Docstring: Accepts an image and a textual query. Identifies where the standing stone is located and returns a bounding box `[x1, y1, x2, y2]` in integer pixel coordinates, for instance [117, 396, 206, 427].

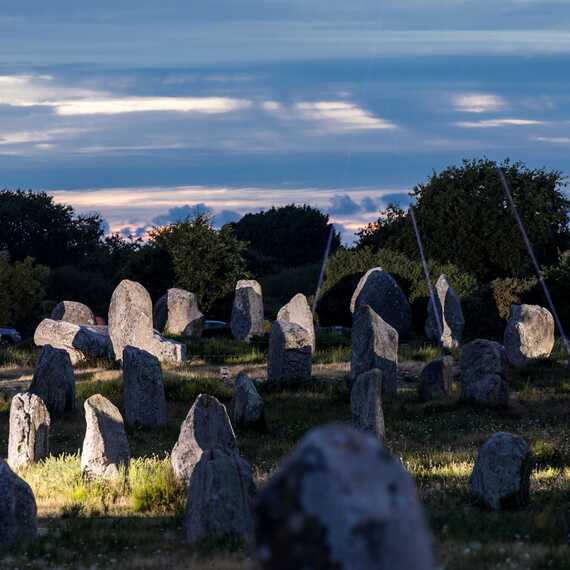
[350, 267, 412, 336]
[230, 372, 265, 430]
[255, 424, 434, 570]
[51, 301, 96, 326]
[0, 459, 37, 546]
[81, 394, 131, 479]
[459, 340, 510, 408]
[419, 356, 454, 402]
[267, 321, 312, 386]
[154, 288, 204, 338]
[8, 393, 50, 470]
[425, 274, 465, 349]
[171, 394, 237, 485]
[504, 304, 555, 368]
[34, 319, 113, 364]
[351, 369, 385, 439]
[470, 432, 532, 510]
[231, 280, 264, 342]
[351, 305, 398, 400]
[122, 347, 167, 429]
[185, 447, 255, 546]
[108, 280, 186, 364]
[277, 293, 315, 353]
[29, 346, 75, 415]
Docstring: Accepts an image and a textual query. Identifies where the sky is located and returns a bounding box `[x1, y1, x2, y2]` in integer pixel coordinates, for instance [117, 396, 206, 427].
[1, 1, 570, 241]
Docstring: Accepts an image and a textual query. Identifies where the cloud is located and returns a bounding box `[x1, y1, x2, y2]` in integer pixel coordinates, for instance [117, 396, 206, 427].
[360, 196, 380, 212]
[455, 118, 544, 128]
[151, 203, 242, 229]
[452, 93, 507, 113]
[328, 194, 361, 215]
[0, 128, 85, 145]
[536, 136, 570, 144]
[294, 101, 397, 132]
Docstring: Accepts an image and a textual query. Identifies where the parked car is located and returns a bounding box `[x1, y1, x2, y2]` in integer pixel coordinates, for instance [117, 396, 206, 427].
[0, 328, 22, 347]
[202, 320, 231, 338]
[203, 320, 228, 331]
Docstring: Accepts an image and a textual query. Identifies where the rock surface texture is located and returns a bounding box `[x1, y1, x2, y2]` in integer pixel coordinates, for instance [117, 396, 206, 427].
[351, 305, 398, 399]
[171, 394, 237, 485]
[504, 304, 555, 368]
[231, 280, 264, 341]
[154, 288, 204, 338]
[470, 432, 532, 510]
[350, 267, 412, 336]
[459, 339, 510, 408]
[277, 293, 315, 353]
[419, 356, 454, 401]
[81, 394, 131, 479]
[8, 393, 50, 470]
[267, 320, 312, 386]
[29, 345, 75, 414]
[51, 300, 96, 325]
[230, 373, 265, 429]
[122, 346, 167, 428]
[254, 424, 434, 570]
[424, 274, 465, 349]
[350, 369, 385, 439]
[0, 459, 37, 546]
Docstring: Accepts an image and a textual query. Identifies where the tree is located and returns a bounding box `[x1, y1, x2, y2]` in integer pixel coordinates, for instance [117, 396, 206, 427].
[229, 204, 340, 273]
[0, 253, 49, 330]
[356, 159, 570, 281]
[151, 214, 248, 313]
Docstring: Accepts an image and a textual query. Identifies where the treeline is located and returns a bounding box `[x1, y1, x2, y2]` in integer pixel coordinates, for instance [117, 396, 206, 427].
[1, 157, 569, 340]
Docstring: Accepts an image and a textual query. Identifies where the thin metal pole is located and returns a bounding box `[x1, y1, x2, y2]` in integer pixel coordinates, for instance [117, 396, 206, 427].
[312, 224, 336, 320]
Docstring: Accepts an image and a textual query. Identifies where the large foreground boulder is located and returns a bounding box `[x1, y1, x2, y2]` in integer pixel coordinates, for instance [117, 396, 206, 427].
[122, 347, 167, 429]
[350, 267, 412, 336]
[231, 280, 264, 342]
[504, 304, 555, 368]
[29, 346, 75, 415]
[267, 320, 312, 386]
[230, 372, 265, 430]
[0, 460, 37, 546]
[171, 394, 237, 485]
[470, 432, 532, 510]
[81, 394, 131, 479]
[350, 369, 385, 439]
[277, 293, 315, 353]
[185, 447, 255, 546]
[34, 319, 113, 364]
[51, 300, 95, 326]
[351, 305, 398, 400]
[154, 288, 204, 338]
[459, 340, 510, 408]
[8, 393, 50, 470]
[419, 356, 454, 402]
[108, 280, 186, 364]
[255, 424, 434, 570]
[425, 274, 465, 349]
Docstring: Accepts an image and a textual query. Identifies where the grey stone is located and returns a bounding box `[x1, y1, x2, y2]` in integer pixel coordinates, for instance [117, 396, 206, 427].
[50, 301, 95, 326]
[108, 280, 186, 364]
[122, 346, 167, 429]
[230, 372, 265, 429]
[8, 393, 50, 470]
[504, 304, 555, 368]
[171, 394, 237, 485]
[185, 447, 255, 546]
[351, 305, 398, 400]
[154, 288, 204, 338]
[34, 319, 113, 364]
[81, 394, 131, 479]
[231, 280, 264, 342]
[470, 432, 532, 510]
[350, 267, 412, 336]
[459, 340, 510, 408]
[425, 274, 465, 349]
[277, 293, 315, 353]
[351, 369, 385, 439]
[254, 424, 434, 570]
[419, 356, 454, 402]
[0, 459, 37, 546]
[267, 320, 312, 386]
[29, 345, 75, 415]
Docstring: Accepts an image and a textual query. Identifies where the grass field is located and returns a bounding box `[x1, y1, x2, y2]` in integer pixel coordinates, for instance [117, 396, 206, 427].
[0, 336, 569, 569]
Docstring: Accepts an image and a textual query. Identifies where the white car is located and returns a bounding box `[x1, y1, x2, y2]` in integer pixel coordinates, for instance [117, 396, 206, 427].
[0, 328, 22, 347]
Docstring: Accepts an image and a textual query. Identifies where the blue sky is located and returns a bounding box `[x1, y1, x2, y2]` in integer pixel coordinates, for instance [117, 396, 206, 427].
[1, 1, 569, 240]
